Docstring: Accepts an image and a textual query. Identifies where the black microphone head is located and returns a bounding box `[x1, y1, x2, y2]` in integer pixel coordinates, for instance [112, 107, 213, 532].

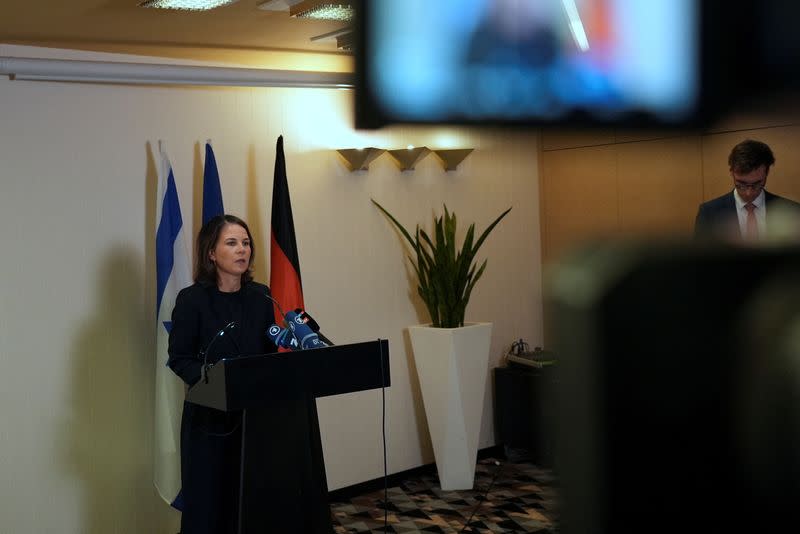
[297, 310, 321, 332]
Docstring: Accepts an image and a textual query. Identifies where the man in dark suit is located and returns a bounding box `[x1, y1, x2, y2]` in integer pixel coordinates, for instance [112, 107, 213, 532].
[695, 139, 800, 240]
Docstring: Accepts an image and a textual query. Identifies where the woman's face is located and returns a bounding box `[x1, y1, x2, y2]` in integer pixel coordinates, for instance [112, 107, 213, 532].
[209, 223, 251, 280]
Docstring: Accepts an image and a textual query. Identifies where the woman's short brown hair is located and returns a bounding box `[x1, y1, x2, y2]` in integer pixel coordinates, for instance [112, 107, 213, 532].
[194, 214, 255, 287]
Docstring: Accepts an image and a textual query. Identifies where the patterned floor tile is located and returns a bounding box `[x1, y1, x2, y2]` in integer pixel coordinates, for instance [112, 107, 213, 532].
[330, 459, 559, 533]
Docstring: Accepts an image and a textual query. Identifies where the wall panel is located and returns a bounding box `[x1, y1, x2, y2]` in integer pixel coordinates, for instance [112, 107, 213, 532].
[617, 136, 703, 235]
[542, 145, 618, 260]
[541, 117, 800, 264]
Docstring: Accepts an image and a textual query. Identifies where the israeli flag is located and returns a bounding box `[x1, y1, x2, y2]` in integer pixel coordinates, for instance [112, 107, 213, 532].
[154, 141, 192, 509]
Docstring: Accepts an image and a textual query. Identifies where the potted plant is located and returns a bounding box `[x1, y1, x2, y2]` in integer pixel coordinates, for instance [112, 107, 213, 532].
[372, 199, 511, 489]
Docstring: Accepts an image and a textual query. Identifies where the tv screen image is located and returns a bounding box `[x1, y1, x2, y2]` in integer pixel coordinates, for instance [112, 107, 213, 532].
[357, 0, 700, 128]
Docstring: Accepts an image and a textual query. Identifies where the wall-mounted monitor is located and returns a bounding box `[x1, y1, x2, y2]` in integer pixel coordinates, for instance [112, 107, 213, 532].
[356, 0, 710, 129]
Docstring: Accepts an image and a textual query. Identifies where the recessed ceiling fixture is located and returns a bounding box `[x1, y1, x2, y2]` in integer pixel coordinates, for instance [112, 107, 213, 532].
[335, 31, 353, 51]
[138, 0, 240, 11]
[309, 27, 354, 51]
[256, 0, 303, 11]
[290, 1, 354, 22]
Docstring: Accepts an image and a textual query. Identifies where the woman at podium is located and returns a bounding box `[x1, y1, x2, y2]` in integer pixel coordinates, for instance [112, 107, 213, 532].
[167, 214, 279, 534]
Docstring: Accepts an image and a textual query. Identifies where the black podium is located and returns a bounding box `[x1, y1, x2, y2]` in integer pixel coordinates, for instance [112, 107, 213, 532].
[186, 339, 390, 534]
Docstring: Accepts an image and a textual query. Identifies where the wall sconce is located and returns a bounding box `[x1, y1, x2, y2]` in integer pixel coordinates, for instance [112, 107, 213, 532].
[336, 147, 473, 172]
[337, 147, 385, 171]
[432, 149, 473, 171]
[387, 146, 431, 171]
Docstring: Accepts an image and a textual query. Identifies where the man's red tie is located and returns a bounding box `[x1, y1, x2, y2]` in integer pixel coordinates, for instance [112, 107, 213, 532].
[745, 202, 758, 239]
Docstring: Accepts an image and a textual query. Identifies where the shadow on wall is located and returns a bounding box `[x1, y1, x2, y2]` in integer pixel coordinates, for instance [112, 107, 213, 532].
[59, 247, 178, 533]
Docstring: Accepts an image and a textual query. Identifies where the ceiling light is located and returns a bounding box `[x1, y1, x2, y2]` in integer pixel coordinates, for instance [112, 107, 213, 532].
[138, 0, 240, 11]
[310, 27, 352, 42]
[561, 0, 590, 51]
[309, 27, 354, 51]
[256, 0, 303, 11]
[336, 31, 353, 51]
[290, 1, 354, 22]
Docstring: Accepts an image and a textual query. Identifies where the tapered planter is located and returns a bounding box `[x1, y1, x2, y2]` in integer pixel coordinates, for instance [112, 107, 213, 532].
[409, 322, 493, 490]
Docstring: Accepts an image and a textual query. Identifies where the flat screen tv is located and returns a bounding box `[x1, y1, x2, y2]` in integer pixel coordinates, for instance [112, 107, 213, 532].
[355, 0, 797, 129]
[356, 0, 704, 128]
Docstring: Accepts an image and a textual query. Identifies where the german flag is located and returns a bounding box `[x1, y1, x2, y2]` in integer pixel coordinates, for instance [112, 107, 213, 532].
[269, 135, 305, 332]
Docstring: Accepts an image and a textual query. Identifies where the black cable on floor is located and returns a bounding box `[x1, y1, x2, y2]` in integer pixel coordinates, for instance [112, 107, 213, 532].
[459, 460, 505, 533]
[379, 339, 388, 532]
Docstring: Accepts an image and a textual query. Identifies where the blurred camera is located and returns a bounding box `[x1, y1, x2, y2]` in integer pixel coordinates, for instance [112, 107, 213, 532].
[546, 240, 800, 533]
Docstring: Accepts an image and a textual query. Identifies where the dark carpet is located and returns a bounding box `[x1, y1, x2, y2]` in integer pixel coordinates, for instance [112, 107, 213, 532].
[329, 458, 559, 533]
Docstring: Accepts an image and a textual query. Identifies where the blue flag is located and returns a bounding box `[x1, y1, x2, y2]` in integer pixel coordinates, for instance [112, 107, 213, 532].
[154, 141, 192, 509]
[202, 140, 224, 224]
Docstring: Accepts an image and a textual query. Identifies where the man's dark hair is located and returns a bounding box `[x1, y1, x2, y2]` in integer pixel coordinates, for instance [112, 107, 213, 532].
[195, 214, 255, 287]
[728, 139, 775, 174]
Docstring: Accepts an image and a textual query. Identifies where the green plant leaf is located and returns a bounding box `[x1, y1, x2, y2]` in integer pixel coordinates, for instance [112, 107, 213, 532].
[372, 199, 511, 328]
[472, 207, 512, 255]
[371, 199, 417, 249]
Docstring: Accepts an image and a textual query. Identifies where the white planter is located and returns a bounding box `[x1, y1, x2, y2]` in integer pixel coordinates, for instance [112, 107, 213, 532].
[409, 322, 493, 490]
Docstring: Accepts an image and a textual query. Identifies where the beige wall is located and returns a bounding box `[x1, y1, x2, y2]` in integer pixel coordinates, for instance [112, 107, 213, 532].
[0, 46, 543, 534]
[540, 113, 800, 263]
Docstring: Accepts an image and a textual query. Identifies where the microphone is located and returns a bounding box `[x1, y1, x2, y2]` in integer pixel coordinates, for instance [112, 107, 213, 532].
[293, 309, 334, 346]
[248, 285, 333, 349]
[199, 321, 238, 383]
[267, 323, 300, 350]
[266, 310, 329, 350]
[286, 309, 328, 350]
[247, 285, 288, 322]
[285, 309, 328, 349]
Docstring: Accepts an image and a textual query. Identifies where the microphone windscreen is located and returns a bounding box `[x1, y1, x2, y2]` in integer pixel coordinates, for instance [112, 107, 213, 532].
[286, 311, 327, 349]
[267, 324, 297, 349]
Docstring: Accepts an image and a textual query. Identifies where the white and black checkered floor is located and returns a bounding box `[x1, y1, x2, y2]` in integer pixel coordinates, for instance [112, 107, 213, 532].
[329, 458, 559, 533]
